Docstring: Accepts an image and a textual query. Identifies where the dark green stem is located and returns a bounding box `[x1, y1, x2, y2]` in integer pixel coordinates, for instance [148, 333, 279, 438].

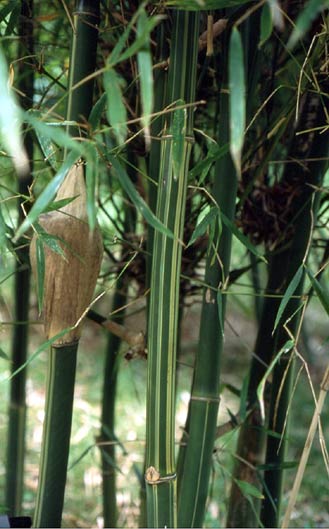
[6, 0, 34, 515]
[34, 344, 78, 527]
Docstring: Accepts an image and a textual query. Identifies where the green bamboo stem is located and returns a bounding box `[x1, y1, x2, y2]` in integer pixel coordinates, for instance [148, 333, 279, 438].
[33, 2, 100, 526]
[6, 0, 34, 515]
[177, 89, 237, 527]
[66, 0, 100, 140]
[145, 11, 199, 528]
[33, 344, 78, 527]
[100, 286, 126, 529]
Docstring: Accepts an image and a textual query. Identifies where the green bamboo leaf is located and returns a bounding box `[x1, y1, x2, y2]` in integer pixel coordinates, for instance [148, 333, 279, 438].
[239, 374, 249, 421]
[188, 206, 219, 247]
[38, 230, 66, 259]
[104, 69, 127, 146]
[89, 93, 107, 130]
[0, 44, 29, 175]
[0, 1, 18, 25]
[273, 266, 303, 332]
[306, 267, 329, 316]
[235, 479, 264, 500]
[35, 127, 59, 171]
[14, 150, 79, 241]
[259, 3, 273, 47]
[44, 196, 77, 213]
[26, 112, 84, 155]
[220, 211, 266, 263]
[117, 16, 164, 65]
[266, 0, 284, 30]
[229, 27, 245, 176]
[8, 327, 75, 380]
[164, 0, 252, 8]
[137, 9, 154, 134]
[257, 339, 295, 422]
[189, 142, 229, 182]
[110, 155, 174, 240]
[4, 2, 19, 35]
[108, 5, 162, 66]
[35, 237, 45, 313]
[217, 289, 224, 337]
[257, 461, 298, 471]
[288, 0, 327, 50]
[171, 102, 187, 180]
[0, 347, 9, 360]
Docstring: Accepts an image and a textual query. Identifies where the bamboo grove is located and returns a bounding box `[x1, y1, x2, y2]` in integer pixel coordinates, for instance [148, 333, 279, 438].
[0, 1, 329, 528]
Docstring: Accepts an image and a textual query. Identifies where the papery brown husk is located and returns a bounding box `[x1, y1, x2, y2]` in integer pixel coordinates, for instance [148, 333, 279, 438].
[30, 163, 103, 346]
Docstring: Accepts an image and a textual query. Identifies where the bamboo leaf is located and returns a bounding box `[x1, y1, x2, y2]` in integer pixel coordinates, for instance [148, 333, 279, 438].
[0, 1, 19, 25]
[220, 211, 266, 262]
[273, 266, 303, 332]
[137, 9, 154, 134]
[35, 127, 59, 171]
[171, 102, 187, 180]
[0, 347, 9, 360]
[26, 112, 84, 155]
[189, 142, 229, 182]
[104, 69, 127, 146]
[117, 16, 164, 65]
[4, 2, 20, 35]
[110, 155, 175, 239]
[44, 197, 78, 213]
[188, 206, 219, 247]
[35, 237, 45, 313]
[229, 27, 245, 176]
[266, 0, 284, 30]
[288, 0, 327, 50]
[0, 44, 29, 175]
[259, 3, 273, 47]
[235, 479, 264, 500]
[14, 151, 79, 241]
[257, 339, 295, 422]
[89, 93, 107, 130]
[37, 230, 66, 259]
[306, 267, 329, 316]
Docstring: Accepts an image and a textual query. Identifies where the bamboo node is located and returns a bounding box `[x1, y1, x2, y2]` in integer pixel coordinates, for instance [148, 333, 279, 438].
[144, 467, 176, 485]
[191, 395, 220, 403]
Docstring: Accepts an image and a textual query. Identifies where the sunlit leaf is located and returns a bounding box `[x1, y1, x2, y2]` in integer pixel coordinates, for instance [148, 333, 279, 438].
[288, 0, 327, 50]
[266, 0, 284, 30]
[0, 347, 9, 361]
[273, 266, 303, 332]
[14, 151, 79, 241]
[188, 206, 219, 247]
[0, 45, 29, 175]
[36, 237, 45, 313]
[229, 27, 246, 176]
[137, 8, 154, 135]
[235, 479, 264, 500]
[104, 69, 127, 146]
[109, 154, 174, 240]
